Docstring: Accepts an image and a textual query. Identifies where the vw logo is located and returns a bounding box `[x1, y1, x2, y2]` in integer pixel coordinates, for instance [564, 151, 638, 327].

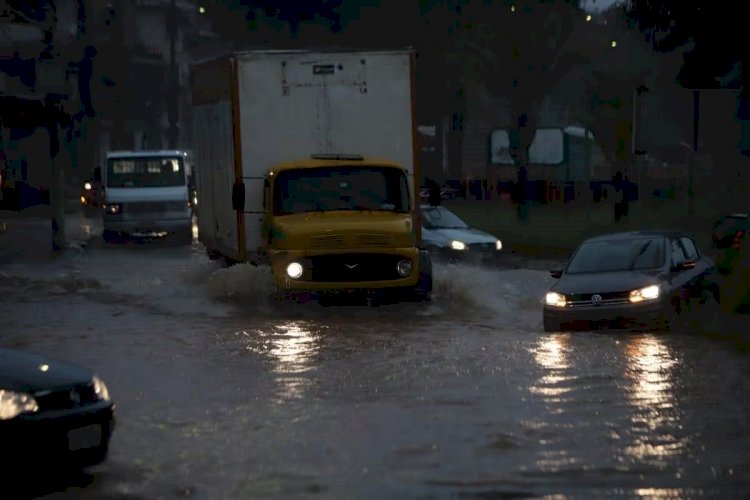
[591, 294, 603, 306]
[344, 263, 358, 270]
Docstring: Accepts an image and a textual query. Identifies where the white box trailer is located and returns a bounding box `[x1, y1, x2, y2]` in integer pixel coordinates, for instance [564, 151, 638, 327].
[190, 48, 431, 300]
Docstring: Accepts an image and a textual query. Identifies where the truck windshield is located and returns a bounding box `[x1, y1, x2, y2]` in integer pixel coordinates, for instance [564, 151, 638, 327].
[106, 157, 186, 188]
[274, 166, 411, 215]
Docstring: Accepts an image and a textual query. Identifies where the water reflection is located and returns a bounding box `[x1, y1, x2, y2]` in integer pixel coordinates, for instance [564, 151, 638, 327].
[530, 333, 575, 400]
[239, 321, 321, 403]
[622, 335, 690, 466]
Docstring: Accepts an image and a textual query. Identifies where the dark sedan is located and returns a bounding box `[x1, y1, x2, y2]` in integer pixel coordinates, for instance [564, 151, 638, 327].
[0, 348, 115, 478]
[543, 230, 719, 332]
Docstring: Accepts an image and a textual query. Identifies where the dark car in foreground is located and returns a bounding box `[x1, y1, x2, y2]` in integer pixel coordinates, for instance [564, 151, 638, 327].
[0, 348, 115, 478]
[543, 230, 718, 332]
[420, 205, 503, 265]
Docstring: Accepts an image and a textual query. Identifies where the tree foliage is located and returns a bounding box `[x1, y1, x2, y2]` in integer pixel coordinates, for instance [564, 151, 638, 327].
[620, 0, 745, 89]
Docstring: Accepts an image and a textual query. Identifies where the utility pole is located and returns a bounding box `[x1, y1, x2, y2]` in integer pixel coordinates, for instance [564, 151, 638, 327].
[166, 0, 179, 148]
[47, 96, 66, 252]
[689, 90, 699, 215]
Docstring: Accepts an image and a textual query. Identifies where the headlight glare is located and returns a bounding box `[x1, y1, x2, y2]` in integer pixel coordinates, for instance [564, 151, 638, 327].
[495, 240, 503, 251]
[0, 390, 39, 420]
[450, 240, 466, 251]
[286, 262, 304, 279]
[545, 292, 566, 307]
[92, 375, 111, 402]
[84, 182, 92, 190]
[630, 284, 660, 303]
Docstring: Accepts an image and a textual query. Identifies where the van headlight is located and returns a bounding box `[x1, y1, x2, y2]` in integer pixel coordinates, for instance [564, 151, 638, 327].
[286, 262, 304, 279]
[103, 203, 121, 215]
[629, 284, 660, 303]
[545, 292, 567, 307]
[450, 240, 466, 251]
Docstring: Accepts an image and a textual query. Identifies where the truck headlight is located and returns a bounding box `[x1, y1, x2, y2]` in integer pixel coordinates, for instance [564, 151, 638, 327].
[545, 292, 567, 307]
[286, 262, 304, 279]
[0, 390, 39, 420]
[450, 240, 466, 251]
[629, 284, 660, 303]
[396, 260, 413, 276]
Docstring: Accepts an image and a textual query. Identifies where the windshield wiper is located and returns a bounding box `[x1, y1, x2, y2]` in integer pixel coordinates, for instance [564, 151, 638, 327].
[628, 240, 653, 270]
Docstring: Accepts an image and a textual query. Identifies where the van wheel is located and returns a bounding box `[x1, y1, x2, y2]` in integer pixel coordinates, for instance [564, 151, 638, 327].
[206, 249, 222, 261]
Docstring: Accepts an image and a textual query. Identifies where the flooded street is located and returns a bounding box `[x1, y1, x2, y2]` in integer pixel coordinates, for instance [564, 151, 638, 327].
[1, 215, 750, 499]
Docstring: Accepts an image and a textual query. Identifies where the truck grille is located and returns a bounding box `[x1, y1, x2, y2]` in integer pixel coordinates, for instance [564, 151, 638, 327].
[309, 234, 395, 249]
[309, 253, 406, 282]
[34, 383, 99, 411]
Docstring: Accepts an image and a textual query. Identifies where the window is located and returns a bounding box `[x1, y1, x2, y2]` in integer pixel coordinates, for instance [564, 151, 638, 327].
[670, 238, 687, 265]
[680, 237, 699, 260]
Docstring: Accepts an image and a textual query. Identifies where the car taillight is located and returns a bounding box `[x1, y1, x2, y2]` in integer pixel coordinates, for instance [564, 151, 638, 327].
[732, 230, 745, 249]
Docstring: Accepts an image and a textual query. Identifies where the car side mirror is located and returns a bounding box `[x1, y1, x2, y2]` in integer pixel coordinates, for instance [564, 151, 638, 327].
[550, 268, 563, 279]
[672, 259, 697, 272]
[232, 180, 245, 211]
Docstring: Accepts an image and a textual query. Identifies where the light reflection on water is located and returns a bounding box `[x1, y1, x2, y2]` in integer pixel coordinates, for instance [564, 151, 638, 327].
[530, 333, 575, 400]
[622, 335, 690, 467]
[238, 321, 321, 403]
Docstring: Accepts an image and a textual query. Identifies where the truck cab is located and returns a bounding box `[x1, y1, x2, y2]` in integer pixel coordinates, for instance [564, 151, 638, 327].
[256, 154, 431, 300]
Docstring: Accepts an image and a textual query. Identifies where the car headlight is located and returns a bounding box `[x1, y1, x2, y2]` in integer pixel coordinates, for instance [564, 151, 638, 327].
[286, 262, 304, 279]
[545, 292, 567, 307]
[495, 240, 503, 251]
[629, 284, 660, 303]
[92, 375, 111, 402]
[0, 390, 39, 420]
[103, 203, 121, 215]
[450, 240, 467, 251]
[84, 182, 92, 190]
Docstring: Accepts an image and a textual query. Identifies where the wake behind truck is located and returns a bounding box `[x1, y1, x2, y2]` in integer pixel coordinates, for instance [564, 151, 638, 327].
[189, 49, 432, 302]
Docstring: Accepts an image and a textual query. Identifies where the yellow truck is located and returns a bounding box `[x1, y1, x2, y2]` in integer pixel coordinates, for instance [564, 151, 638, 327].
[190, 49, 432, 302]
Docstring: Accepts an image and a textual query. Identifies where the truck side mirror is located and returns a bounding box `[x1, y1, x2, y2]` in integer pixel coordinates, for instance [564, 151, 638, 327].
[232, 180, 245, 211]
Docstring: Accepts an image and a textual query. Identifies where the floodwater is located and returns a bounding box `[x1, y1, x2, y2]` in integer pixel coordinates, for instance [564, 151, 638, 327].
[1, 213, 749, 499]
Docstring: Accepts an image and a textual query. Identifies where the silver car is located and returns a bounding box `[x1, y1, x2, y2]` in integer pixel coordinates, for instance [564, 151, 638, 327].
[420, 205, 503, 264]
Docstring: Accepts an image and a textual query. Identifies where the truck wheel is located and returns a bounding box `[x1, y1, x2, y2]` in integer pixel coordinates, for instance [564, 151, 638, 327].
[415, 250, 433, 302]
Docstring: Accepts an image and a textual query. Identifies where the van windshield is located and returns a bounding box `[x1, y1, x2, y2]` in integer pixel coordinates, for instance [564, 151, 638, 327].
[106, 157, 186, 188]
[273, 166, 410, 215]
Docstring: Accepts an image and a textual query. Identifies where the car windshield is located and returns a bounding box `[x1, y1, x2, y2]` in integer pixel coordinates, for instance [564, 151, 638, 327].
[273, 166, 410, 215]
[566, 236, 666, 274]
[106, 157, 185, 188]
[421, 206, 468, 229]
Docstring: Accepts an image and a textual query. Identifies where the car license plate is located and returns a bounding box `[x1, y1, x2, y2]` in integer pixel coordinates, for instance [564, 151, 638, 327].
[67, 424, 102, 451]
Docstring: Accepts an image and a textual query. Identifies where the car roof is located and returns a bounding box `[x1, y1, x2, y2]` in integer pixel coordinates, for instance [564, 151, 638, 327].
[583, 229, 690, 244]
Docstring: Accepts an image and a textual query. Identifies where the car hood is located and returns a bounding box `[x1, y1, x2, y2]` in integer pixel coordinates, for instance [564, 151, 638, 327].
[423, 227, 498, 245]
[0, 348, 93, 393]
[551, 270, 665, 295]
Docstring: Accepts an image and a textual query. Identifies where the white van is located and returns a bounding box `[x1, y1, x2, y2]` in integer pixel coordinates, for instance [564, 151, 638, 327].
[101, 150, 193, 244]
